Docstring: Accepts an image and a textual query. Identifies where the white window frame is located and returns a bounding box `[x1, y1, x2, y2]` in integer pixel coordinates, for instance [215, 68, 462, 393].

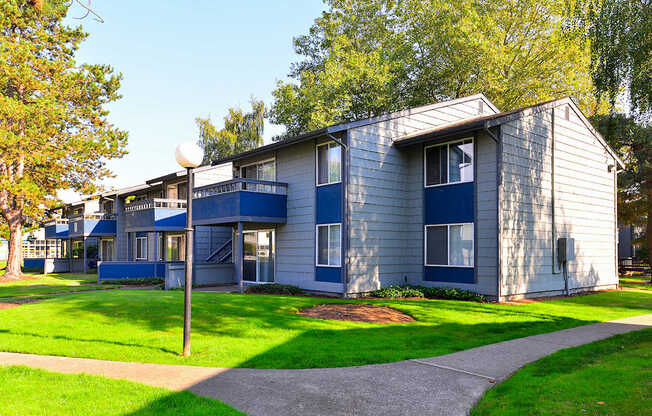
[424, 223, 474, 268]
[315, 223, 342, 267]
[136, 236, 148, 260]
[316, 142, 342, 187]
[239, 158, 276, 181]
[424, 138, 474, 188]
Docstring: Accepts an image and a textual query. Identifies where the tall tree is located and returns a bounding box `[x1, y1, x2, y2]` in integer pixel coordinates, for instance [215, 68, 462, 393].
[0, 0, 127, 280]
[578, 0, 651, 117]
[270, 0, 597, 138]
[591, 114, 652, 272]
[196, 99, 265, 165]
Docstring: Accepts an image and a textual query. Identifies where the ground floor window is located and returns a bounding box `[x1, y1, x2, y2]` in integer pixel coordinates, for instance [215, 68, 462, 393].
[316, 223, 341, 267]
[167, 234, 184, 261]
[136, 236, 147, 260]
[72, 240, 83, 259]
[425, 223, 474, 267]
[100, 239, 114, 261]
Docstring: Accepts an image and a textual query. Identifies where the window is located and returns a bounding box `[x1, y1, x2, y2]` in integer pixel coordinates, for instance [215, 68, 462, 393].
[316, 223, 341, 267]
[167, 234, 185, 261]
[317, 142, 341, 185]
[425, 139, 473, 186]
[136, 237, 147, 260]
[425, 223, 474, 267]
[241, 159, 275, 181]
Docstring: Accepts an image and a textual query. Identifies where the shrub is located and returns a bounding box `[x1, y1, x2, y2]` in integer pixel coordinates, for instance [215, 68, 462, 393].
[100, 277, 163, 286]
[369, 285, 485, 302]
[368, 285, 425, 299]
[245, 283, 304, 295]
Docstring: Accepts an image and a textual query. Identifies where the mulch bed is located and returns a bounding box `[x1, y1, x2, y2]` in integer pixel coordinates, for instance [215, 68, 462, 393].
[0, 298, 45, 310]
[298, 303, 415, 324]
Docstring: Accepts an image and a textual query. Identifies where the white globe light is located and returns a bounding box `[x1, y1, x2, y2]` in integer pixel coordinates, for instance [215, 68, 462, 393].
[175, 142, 204, 168]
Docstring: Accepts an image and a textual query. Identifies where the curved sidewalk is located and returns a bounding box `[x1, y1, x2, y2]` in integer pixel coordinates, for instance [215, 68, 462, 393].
[1, 314, 650, 416]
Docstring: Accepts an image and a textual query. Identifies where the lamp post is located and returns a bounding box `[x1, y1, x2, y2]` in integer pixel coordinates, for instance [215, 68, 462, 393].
[175, 142, 204, 357]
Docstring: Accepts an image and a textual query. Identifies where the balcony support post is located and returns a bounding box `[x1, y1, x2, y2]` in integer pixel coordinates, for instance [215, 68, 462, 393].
[83, 236, 87, 274]
[236, 222, 243, 293]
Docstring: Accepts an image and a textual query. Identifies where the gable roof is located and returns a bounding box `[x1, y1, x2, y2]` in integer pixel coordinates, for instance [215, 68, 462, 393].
[393, 97, 625, 169]
[211, 94, 500, 165]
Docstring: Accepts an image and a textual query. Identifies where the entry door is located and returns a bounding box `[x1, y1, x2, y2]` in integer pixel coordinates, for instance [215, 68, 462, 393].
[101, 239, 114, 261]
[242, 231, 275, 282]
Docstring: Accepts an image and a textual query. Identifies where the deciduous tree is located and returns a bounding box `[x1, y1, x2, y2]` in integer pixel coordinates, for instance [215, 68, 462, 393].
[0, 0, 127, 279]
[197, 99, 265, 165]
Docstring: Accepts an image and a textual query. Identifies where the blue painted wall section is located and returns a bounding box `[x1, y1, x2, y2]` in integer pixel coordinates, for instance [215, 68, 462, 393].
[316, 184, 342, 224]
[98, 261, 183, 280]
[424, 182, 474, 224]
[44, 223, 69, 239]
[424, 182, 475, 284]
[192, 191, 287, 225]
[125, 208, 186, 232]
[315, 183, 342, 283]
[315, 266, 341, 283]
[23, 258, 45, 271]
[424, 266, 475, 284]
[68, 219, 116, 237]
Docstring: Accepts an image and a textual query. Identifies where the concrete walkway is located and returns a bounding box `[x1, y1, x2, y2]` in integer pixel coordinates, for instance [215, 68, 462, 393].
[1, 314, 650, 416]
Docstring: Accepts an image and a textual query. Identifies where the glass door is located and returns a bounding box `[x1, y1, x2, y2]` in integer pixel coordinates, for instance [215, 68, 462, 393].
[101, 239, 114, 261]
[242, 230, 275, 282]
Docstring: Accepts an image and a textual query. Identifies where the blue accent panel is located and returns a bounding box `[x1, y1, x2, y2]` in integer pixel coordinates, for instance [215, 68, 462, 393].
[84, 219, 116, 236]
[136, 232, 147, 238]
[125, 208, 186, 232]
[315, 266, 341, 283]
[98, 261, 183, 280]
[316, 183, 342, 224]
[192, 191, 287, 225]
[23, 258, 45, 270]
[424, 266, 475, 283]
[425, 182, 474, 224]
[45, 224, 69, 239]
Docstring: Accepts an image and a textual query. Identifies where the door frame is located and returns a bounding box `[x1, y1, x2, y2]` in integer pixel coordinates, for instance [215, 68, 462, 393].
[242, 229, 276, 283]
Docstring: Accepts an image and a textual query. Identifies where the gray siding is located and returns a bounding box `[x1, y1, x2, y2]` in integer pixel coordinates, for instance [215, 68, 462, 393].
[346, 97, 497, 294]
[499, 104, 617, 296]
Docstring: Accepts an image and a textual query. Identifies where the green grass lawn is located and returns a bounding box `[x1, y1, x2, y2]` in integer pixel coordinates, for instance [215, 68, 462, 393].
[0, 366, 243, 416]
[621, 274, 652, 291]
[472, 329, 651, 416]
[0, 272, 121, 299]
[0, 289, 650, 369]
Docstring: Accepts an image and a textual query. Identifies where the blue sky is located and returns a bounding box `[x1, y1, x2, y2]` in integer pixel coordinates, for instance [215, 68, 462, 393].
[60, 1, 324, 201]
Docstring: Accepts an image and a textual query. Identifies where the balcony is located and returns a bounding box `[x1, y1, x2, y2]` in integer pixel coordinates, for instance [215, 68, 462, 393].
[124, 199, 187, 232]
[192, 179, 288, 225]
[68, 213, 116, 238]
[44, 219, 69, 239]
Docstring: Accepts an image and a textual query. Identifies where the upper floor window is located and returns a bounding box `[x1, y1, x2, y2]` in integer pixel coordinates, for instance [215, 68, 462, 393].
[425, 139, 473, 187]
[241, 159, 275, 181]
[317, 142, 341, 186]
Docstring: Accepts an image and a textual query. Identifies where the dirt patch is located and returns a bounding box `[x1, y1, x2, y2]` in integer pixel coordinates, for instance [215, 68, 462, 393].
[298, 304, 415, 324]
[0, 298, 45, 310]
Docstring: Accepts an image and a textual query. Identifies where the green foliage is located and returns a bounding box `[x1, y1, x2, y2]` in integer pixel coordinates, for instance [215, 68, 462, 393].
[245, 283, 305, 295]
[100, 277, 163, 286]
[591, 113, 651, 265]
[71, 244, 97, 259]
[574, 0, 651, 117]
[270, 0, 598, 138]
[472, 329, 652, 416]
[0, 0, 127, 276]
[369, 285, 486, 302]
[196, 98, 265, 165]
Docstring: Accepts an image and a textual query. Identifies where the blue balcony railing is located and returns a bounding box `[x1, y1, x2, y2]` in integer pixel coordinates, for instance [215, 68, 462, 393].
[44, 219, 69, 239]
[192, 178, 288, 225]
[68, 213, 116, 238]
[124, 198, 186, 232]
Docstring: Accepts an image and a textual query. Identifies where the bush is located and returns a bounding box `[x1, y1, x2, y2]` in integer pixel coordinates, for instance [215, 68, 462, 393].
[245, 283, 304, 296]
[369, 285, 485, 302]
[369, 285, 425, 299]
[100, 277, 163, 286]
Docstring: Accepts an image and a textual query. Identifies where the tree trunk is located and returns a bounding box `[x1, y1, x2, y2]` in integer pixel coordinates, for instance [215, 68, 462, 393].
[4, 218, 22, 280]
[647, 191, 652, 283]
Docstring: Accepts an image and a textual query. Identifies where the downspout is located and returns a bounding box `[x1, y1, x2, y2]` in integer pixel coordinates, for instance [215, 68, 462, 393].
[327, 132, 349, 298]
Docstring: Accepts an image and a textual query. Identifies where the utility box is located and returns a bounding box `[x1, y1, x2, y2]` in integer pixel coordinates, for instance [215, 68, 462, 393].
[558, 237, 575, 263]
